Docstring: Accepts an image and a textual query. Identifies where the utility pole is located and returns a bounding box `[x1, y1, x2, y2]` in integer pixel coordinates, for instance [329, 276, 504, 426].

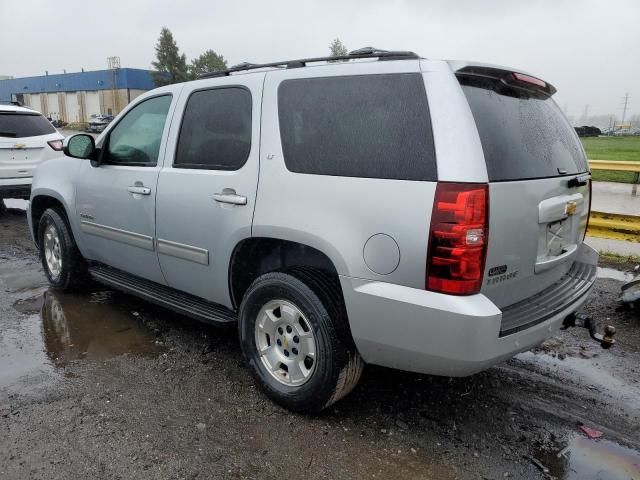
[621, 93, 630, 126]
[107, 56, 120, 115]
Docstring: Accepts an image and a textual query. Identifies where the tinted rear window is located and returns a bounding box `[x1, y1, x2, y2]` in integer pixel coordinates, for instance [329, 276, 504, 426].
[460, 77, 588, 181]
[175, 87, 252, 170]
[0, 112, 56, 138]
[278, 73, 436, 181]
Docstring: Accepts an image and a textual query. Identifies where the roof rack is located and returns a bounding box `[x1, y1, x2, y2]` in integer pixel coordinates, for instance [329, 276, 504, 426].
[200, 47, 420, 79]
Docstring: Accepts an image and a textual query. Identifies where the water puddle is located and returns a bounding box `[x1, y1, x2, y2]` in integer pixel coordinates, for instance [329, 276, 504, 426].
[39, 290, 163, 366]
[540, 436, 640, 480]
[2, 288, 163, 399]
[597, 267, 636, 283]
[516, 351, 640, 411]
[0, 261, 47, 293]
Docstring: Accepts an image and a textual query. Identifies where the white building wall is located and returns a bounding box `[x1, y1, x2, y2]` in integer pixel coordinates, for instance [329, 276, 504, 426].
[85, 91, 101, 118]
[64, 92, 80, 122]
[27, 93, 42, 113]
[46, 93, 59, 120]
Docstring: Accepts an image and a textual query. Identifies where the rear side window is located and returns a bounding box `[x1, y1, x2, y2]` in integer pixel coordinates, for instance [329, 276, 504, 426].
[460, 77, 588, 181]
[175, 87, 252, 170]
[0, 112, 56, 138]
[278, 73, 436, 181]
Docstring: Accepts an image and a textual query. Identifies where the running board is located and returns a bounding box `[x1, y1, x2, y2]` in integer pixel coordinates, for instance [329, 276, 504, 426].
[88, 264, 237, 325]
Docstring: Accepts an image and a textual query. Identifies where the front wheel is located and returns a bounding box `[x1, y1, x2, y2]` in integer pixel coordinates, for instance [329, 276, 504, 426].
[38, 207, 88, 291]
[239, 271, 363, 413]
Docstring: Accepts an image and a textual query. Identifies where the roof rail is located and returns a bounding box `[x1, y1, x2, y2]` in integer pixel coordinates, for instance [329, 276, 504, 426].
[199, 47, 420, 79]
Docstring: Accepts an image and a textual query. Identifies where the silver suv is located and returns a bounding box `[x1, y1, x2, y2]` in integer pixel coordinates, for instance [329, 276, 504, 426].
[28, 49, 597, 412]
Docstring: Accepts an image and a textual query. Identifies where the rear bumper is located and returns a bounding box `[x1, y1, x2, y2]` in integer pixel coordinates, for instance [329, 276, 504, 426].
[0, 177, 32, 199]
[341, 242, 598, 377]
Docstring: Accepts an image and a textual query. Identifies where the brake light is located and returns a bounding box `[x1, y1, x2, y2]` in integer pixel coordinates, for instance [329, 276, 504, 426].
[512, 72, 546, 89]
[583, 178, 592, 240]
[47, 140, 63, 151]
[426, 183, 489, 295]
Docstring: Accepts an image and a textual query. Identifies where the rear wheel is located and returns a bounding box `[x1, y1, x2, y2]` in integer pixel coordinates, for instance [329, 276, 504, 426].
[239, 271, 363, 413]
[38, 208, 89, 291]
[0, 199, 6, 216]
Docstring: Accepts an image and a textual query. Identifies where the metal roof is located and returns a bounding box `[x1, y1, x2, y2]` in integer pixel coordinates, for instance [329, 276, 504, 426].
[0, 68, 155, 101]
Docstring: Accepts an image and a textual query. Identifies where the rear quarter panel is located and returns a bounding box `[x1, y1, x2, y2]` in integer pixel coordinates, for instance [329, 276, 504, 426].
[254, 60, 439, 289]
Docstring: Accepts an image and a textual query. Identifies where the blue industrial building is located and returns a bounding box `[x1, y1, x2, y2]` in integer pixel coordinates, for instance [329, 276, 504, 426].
[0, 68, 156, 122]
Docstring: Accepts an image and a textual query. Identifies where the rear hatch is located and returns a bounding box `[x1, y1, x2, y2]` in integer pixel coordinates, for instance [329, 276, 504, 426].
[0, 111, 60, 180]
[456, 67, 590, 309]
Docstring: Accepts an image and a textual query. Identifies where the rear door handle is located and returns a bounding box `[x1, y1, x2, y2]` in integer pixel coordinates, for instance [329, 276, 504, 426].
[127, 186, 151, 195]
[212, 192, 247, 205]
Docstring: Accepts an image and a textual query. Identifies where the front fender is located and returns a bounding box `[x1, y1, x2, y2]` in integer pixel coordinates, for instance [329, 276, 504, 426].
[29, 157, 85, 252]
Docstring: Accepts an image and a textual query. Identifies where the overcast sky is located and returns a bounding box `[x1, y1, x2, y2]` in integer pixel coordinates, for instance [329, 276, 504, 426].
[1, 0, 638, 118]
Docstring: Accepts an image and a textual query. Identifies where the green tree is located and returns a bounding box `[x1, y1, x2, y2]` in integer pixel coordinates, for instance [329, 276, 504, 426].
[189, 49, 227, 79]
[329, 38, 348, 57]
[151, 27, 189, 86]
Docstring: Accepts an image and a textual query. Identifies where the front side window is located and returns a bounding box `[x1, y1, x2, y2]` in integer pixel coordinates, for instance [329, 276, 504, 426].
[277, 73, 437, 181]
[105, 95, 172, 166]
[175, 87, 252, 170]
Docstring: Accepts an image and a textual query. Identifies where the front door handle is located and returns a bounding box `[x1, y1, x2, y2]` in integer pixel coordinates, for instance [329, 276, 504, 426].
[212, 191, 247, 205]
[127, 186, 151, 195]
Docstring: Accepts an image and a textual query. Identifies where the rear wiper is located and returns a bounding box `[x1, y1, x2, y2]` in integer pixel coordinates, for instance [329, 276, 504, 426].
[568, 173, 590, 188]
[0, 131, 17, 138]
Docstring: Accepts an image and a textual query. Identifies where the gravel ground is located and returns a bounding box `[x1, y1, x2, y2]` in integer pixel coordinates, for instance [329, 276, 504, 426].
[1, 206, 639, 480]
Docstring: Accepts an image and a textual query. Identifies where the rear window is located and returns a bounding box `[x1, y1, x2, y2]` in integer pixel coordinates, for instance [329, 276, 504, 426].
[460, 77, 588, 181]
[0, 112, 56, 138]
[278, 73, 436, 181]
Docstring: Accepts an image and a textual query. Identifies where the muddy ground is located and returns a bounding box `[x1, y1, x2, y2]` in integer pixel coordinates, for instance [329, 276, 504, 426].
[1, 204, 639, 480]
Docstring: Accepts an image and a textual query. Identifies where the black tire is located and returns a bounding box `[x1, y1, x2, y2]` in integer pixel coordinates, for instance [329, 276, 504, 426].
[38, 207, 89, 291]
[0, 199, 6, 216]
[239, 270, 363, 413]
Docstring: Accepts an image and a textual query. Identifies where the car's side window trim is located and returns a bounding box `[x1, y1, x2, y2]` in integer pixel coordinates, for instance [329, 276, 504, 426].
[100, 93, 173, 168]
[172, 85, 253, 171]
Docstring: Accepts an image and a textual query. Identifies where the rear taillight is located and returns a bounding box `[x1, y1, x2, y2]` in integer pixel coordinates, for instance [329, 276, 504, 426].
[47, 140, 63, 151]
[583, 178, 592, 240]
[426, 183, 489, 295]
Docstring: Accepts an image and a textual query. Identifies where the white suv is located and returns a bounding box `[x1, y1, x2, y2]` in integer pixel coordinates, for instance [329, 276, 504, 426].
[0, 104, 64, 204]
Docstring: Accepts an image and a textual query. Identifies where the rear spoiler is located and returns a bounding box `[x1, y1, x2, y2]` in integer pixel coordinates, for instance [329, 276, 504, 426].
[448, 60, 556, 96]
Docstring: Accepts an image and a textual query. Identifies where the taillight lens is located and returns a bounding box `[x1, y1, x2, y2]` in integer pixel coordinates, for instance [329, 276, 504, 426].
[47, 140, 63, 151]
[426, 183, 489, 295]
[582, 178, 592, 240]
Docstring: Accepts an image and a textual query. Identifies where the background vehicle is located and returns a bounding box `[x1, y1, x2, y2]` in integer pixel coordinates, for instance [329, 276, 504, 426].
[87, 114, 114, 133]
[0, 104, 63, 203]
[27, 49, 597, 412]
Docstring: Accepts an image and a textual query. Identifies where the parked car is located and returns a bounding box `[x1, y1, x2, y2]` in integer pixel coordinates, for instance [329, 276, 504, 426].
[0, 104, 64, 202]
[27, 48, 597, 412]
[87, 114, 113, 133]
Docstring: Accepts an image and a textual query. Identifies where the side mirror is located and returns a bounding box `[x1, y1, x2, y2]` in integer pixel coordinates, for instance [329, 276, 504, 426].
[63, 134, 96, 160]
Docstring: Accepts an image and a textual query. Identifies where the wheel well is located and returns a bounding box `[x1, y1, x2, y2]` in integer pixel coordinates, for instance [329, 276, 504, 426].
[229, 238, 341, 309]
[30, 196, 65, 246]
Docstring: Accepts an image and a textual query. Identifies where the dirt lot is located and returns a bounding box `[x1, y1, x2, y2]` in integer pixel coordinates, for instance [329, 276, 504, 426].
[1, 204, 639, 480]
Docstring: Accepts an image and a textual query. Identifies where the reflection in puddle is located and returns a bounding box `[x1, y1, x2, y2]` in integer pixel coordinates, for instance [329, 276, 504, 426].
[2, 289, 163, 398]
[541, 436, 640, 480]
[40, 290, 163, 366]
